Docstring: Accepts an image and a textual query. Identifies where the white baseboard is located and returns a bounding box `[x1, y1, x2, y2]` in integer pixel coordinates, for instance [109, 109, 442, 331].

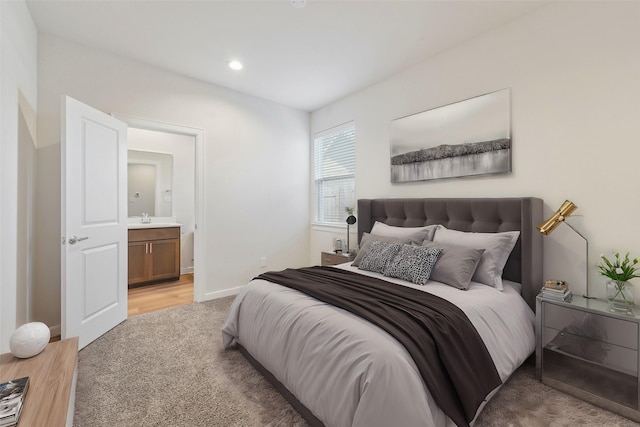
[50, 324, 61, 339]
[181, 266, 194, 275]
[201, 285, 243, 301]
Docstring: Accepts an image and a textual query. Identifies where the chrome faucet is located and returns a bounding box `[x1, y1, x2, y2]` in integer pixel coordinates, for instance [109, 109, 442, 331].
[141, 213, 151, 224]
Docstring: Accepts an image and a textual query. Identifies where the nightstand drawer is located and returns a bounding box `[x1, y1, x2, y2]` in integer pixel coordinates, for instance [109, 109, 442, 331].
[321, 252, 352, 266]
[543, 348, 639, 411]
[544, 303, 638, 350]
[543, 327, 638, 374]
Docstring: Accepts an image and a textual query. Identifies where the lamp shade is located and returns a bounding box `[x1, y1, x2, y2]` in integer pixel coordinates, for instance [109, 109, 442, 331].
[537, 200, 578, 235]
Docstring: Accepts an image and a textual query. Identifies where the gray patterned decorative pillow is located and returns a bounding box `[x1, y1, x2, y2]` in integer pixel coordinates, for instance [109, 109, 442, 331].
[384, 245, 443, 286]
[358, 241, 403, 274]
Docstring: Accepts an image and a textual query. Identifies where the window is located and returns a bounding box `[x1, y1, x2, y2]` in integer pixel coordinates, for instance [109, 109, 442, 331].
[313, 122, 355, 224]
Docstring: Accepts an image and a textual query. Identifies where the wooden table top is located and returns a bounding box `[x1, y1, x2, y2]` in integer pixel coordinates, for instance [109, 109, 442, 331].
[0, 337, 78, 427]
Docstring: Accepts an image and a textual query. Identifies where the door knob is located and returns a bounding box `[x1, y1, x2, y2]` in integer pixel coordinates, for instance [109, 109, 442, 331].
[68, 235, 89, 245]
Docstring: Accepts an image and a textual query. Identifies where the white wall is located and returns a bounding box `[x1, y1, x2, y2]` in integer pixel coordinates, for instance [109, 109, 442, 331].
[17, 105, 36, 327]
[310, 2, 640, 301]
[128, 128, 196, 274]
[34, 34, 310, 330]
[0, 1, 37, 352]
[0, 1, 38, 352]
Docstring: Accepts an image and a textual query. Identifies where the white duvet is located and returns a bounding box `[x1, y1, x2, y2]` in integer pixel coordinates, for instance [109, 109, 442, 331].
[222, 263, 535, 427]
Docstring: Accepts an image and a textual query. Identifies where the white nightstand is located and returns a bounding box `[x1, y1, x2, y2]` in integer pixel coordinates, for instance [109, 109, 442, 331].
[536, 294, 640, 422]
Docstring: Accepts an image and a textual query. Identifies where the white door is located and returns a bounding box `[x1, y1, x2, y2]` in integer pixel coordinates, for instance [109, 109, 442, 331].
[61, 96, 128, 350]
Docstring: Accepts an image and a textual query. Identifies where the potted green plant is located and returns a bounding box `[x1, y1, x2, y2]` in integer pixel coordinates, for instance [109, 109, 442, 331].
[596, 252, 640, 312]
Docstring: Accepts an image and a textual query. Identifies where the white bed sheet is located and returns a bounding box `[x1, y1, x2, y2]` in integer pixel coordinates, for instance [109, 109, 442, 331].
[334, 263, 536, 382]
[222, 263, 535, 427]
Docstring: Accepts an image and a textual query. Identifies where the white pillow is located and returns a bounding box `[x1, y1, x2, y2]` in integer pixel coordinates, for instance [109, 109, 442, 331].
[370, 221, 437, 241]
[432, 225, 519, 291]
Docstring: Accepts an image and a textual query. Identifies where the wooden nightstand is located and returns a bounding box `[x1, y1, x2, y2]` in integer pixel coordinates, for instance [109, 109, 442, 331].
[321, 251, 354, 266]
[536, 294, 640, 422]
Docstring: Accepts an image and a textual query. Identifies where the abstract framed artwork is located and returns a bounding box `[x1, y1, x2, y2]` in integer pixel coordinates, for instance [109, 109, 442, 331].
[390, 88, 511, 183]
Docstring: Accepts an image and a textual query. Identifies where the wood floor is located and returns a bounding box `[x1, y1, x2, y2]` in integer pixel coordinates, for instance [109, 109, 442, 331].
[127, 273, 194, 317]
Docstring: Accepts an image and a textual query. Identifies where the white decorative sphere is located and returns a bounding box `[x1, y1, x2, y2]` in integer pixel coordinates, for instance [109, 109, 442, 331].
[9, 322, 50, 358]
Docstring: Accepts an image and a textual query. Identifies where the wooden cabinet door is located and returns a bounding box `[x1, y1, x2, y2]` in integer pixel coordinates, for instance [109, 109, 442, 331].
[128, 241, 150, 285]
[128, 227, 181, 287]
[149, 239, 180, 281]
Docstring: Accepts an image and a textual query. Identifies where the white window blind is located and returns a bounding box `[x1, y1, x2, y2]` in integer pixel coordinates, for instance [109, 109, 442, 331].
[313, 122, 355, 224]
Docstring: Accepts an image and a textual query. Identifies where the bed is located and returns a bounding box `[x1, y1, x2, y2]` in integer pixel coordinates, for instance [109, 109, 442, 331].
[222, 197, 543, 427]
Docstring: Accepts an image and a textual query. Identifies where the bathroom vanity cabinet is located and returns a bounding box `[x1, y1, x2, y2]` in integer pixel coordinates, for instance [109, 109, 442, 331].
[128, 226, 180, 287]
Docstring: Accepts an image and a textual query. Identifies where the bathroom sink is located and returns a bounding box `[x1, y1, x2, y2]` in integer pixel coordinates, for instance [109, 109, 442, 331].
[128, 222, 181, 229]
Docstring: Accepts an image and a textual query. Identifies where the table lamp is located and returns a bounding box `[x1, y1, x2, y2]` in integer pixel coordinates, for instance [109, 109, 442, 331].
[346, 214, 357, 254]
[537, 200, 589, 297]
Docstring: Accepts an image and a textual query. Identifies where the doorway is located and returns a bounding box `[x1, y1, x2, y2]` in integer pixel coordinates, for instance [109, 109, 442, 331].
[127, 273, 194, 316]
[113, 114, 206, 309]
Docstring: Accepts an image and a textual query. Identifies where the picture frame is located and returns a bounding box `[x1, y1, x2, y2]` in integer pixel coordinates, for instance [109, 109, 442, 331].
[390, 88, 511, 183]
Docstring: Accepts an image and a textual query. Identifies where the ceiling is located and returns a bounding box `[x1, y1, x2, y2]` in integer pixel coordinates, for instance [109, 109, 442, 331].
[26, 0, 545, 112]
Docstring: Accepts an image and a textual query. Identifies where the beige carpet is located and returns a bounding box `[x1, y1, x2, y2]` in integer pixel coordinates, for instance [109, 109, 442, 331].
[74, 297, 639, 427]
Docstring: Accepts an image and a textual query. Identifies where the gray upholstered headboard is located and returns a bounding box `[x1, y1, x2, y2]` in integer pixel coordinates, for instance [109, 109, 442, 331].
[357, 198, 543, 310]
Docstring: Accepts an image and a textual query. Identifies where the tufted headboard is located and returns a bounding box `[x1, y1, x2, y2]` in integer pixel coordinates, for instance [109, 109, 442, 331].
[357, 197, 543, 310]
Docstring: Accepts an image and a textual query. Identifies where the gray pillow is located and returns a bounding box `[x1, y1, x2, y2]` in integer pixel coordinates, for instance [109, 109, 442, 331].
[353, 231, 432, 267]
[370, 222, 437, 241]
[384, 245, 442, 286]
[421, 240, 485, 290]
[358, 241, 403, 274]
[432, 226, 519, 290]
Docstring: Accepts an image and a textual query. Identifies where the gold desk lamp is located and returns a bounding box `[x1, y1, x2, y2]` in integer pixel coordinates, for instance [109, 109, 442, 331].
[537, 200, 590, 297]
[537, 200, 578, 235]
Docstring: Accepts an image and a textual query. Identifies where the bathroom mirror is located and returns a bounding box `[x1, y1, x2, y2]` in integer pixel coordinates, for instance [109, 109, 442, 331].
[128, 150, 173, 217]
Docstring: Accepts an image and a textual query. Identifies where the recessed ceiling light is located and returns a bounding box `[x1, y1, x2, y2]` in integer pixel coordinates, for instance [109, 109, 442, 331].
[228, 60, 243, 71]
